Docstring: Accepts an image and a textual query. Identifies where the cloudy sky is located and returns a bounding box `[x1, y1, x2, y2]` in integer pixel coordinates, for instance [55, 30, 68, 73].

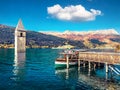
[0, 0, 120, 32]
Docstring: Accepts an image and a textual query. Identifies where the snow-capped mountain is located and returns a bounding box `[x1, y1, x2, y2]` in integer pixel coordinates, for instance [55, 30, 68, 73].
[41, 29, 120, 49]
[42, 29, 119, 36]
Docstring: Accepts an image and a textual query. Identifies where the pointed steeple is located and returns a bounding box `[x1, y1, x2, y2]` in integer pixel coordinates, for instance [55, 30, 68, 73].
[15, 19, 24, 30]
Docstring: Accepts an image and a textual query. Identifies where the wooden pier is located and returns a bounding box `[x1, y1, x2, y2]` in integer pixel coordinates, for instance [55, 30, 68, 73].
[77, 51, 120, 77]
[63, 50, 120, 79]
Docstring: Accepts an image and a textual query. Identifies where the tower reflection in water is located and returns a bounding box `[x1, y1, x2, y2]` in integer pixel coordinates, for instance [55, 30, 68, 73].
[12, 52, 26, 81]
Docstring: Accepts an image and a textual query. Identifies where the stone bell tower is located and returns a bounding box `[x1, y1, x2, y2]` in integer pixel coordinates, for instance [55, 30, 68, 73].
[15, 19, 26, 53]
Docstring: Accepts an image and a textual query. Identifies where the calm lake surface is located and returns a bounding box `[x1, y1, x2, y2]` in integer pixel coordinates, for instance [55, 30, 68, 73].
[0, 48, 120, 90]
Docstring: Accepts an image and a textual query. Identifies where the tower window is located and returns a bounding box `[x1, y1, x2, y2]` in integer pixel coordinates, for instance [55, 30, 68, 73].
[20, 33, 23, 37]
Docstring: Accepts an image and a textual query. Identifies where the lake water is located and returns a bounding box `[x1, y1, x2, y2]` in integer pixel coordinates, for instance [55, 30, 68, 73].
[0, 48, 120, 90]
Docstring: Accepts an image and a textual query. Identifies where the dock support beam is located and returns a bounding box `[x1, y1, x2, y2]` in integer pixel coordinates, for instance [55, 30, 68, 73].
[66, 55, 69, 69]
[78, 59, 81, 67]
[105, 62, 108, 80]
[98, 63, 100, 67]
[78, 52, 80, 67]
[94, 63, 96, 70]
[88, 61, 91, 69]
[83, 62, 85, 67]
[105, 62, 108, 73]
[88, 61, 91, 76]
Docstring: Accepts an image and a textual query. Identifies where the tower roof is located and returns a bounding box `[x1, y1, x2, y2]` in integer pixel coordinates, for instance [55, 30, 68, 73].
[15, 19, 25, 31]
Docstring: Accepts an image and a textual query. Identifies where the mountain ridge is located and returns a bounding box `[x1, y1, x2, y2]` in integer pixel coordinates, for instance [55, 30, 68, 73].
[41, 29, 120, 49]
[0, 24, 85, 48]
[0, 24, 120, 49]
[41, 29, 119, 36]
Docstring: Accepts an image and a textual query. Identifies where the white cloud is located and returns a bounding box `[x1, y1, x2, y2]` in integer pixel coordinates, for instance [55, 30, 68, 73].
[47, 4, 102, 22]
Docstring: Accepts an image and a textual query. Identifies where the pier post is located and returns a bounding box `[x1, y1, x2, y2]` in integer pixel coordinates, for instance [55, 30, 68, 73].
[105, 62, 108, 73]
[78, 59, 81, 67]
[83, 62, 85, 67]
[106, 71, 108, 81]
[98, 63, 100, 67]
[105, 62, 108, 80]
[88, 61, 91, 76]
[78, 52, 81, 67]
[88, 61, 91, 69]
[66, 54, 69, 69]
[94, 63, 96, 70]
[110, 68, 113, 79]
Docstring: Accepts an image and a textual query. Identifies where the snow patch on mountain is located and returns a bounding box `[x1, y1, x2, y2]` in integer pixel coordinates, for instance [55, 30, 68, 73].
[41, 29, 119, 36]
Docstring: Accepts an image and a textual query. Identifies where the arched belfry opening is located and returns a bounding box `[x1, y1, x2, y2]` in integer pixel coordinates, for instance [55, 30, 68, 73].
[15, 19, 26, 53]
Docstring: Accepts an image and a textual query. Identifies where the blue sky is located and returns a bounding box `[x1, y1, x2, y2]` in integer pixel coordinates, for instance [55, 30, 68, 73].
[0, 0, 120, 32]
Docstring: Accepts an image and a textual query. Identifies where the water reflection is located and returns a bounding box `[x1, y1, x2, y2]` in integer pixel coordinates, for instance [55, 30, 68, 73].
[55, 67, 120, 90]
[66, 69, 69, 79]
[55, 68, 77, 80]
[12, 52, 26, 81]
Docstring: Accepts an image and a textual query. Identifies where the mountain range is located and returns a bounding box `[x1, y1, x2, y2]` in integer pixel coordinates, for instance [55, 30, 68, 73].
[42, 29, 119, 36]
[42, 29, 120, 49]
[0, 24, 120, 49]
[0, 24, 84, 48]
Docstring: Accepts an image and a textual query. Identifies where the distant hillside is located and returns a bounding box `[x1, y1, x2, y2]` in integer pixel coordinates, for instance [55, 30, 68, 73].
[0, 24, 14, 44]
[0, 24, 85, 48]
[42, 29, 120, 49]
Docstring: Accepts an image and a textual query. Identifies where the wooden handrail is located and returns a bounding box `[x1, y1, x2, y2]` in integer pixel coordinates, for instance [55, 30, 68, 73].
[79, 52, 120, 64]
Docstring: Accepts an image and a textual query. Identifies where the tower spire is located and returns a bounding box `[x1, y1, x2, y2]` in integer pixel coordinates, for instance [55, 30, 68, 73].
[15, 19, 24, 30]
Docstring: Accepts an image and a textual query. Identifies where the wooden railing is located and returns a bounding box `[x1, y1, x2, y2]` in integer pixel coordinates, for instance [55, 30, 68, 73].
[79, 52, 120, 64]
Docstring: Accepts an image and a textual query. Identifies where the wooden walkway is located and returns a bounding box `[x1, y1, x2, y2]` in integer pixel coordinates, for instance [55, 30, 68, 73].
[60, 50, 120, 79]
[79, 52, 120, 65]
